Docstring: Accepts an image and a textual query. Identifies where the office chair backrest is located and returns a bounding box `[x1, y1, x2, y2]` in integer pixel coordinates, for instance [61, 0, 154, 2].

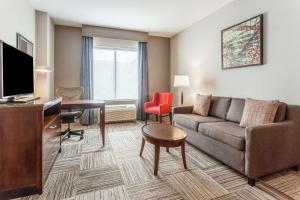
[56, 87, 84, 101]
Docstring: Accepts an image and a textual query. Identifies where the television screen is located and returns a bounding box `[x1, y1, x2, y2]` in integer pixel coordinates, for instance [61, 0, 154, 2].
[0, 41, 34, 98]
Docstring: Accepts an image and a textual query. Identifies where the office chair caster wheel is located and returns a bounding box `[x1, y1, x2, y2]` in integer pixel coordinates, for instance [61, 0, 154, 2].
[81, 130, 84, 134]
[80, 136, 83, 140]
[68, 135, 71, 138]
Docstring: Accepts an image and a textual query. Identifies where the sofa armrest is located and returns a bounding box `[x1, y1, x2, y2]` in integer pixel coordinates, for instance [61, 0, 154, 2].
[245, 121, 300, 178]
[172, 105, 193, 114]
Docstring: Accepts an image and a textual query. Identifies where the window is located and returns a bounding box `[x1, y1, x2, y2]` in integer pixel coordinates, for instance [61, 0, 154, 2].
[93, 48, 138, 100]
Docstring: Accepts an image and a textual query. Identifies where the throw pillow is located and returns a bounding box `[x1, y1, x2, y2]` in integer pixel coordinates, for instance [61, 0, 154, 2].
[240, 98, 280, 127]
[192, 94, 212, 116]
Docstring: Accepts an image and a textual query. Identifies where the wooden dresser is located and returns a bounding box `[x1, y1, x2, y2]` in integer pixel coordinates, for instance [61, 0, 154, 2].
[0, 98, 62, 199]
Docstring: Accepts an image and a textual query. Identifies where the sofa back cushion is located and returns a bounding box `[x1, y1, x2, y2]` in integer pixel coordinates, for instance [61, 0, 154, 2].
[226, 98, 245, 123]
[226, 98, 287, 123]
[192, 94, 212, 116]
[239, 98, 280, 127]
[274, 102, 287, 122]
[209, 96, 231, 119]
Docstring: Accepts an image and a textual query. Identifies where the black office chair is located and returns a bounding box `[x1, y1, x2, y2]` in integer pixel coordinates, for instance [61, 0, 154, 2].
[56, 87, 85, 140]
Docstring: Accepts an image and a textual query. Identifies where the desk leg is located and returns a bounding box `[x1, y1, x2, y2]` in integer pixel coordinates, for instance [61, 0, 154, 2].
[100, 106, 105, 146]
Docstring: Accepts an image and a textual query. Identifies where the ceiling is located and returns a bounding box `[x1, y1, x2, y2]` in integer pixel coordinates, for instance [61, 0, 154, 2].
[29, 0, 234, 37]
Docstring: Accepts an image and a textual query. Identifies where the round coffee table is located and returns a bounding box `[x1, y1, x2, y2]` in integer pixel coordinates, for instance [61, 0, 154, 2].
[140, 124, 187, 175]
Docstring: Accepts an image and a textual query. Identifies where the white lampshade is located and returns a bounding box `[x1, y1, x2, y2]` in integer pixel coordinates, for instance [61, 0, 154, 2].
[174, 75, 190, 87]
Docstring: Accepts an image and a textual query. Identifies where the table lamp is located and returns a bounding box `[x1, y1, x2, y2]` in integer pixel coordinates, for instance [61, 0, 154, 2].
[174, 75, 190, 105]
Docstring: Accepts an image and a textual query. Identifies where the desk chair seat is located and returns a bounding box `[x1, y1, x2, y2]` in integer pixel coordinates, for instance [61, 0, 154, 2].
[61, 110, 84, 140]
[61, 111, 83, 123]
[57, 87, 85, 141]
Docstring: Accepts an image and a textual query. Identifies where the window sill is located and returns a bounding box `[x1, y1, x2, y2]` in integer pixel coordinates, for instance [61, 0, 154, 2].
[104, 99, 137, 105]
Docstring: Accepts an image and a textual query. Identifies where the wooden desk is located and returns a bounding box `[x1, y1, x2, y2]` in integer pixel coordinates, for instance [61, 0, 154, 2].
[0, 98, 62, 199]
[61, 100, 106, 146]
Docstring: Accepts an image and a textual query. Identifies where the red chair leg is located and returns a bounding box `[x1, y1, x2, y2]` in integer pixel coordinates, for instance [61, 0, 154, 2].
[159, 115, 162, 123]
[145, 114, 148, 125]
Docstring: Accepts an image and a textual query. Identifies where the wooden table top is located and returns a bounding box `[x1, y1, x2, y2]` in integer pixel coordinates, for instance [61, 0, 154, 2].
[142, 124, 186, 142]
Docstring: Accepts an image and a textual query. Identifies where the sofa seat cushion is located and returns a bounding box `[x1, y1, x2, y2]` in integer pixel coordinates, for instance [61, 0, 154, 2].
[173, 114, 224, 131]
[198, 122, 246, 150]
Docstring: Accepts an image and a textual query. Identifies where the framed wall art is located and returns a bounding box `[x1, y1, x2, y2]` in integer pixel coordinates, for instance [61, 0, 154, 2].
[222, 14, 263, 69]
[16, 33, 33, 57]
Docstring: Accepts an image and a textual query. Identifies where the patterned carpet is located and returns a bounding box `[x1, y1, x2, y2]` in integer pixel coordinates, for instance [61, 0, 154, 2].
[15, 121, 300, 200]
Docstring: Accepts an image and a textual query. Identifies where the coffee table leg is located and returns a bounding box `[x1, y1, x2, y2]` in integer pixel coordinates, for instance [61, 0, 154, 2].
[154, 144, 160, 175]
[139, 138, 145, 156]
[166, 147, 169, 153]
[181, 142, 187, 169]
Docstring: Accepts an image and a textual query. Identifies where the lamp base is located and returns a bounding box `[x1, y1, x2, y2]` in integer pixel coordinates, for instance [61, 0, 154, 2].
[180, 90, 184, 105]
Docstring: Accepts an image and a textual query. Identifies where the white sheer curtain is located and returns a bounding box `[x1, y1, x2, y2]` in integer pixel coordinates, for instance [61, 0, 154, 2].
[93, 48, 138, 100]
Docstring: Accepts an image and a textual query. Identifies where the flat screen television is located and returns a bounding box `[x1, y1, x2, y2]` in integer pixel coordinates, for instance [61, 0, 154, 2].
[0, 41, 34, 99]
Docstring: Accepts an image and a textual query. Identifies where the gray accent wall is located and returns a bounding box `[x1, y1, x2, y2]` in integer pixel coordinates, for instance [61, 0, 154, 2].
[54, 25, 170, 98]
[82, 25, 148, 42]
[148, 36, 170, 96]
[171, 0, 300, 105]
[54, 26, 82, 91]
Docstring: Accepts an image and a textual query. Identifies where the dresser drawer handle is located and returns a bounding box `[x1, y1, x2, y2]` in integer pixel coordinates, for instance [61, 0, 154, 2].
[49, 125, 57, 129]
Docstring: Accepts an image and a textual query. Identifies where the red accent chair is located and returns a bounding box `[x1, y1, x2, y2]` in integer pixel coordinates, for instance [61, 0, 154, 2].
[144, 92, 173, 124]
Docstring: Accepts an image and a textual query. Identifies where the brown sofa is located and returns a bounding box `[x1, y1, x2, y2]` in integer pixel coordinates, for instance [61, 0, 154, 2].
[173, 96, 300, 186]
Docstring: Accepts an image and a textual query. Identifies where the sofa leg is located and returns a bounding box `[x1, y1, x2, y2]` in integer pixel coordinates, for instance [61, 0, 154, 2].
[291, 165, 300, 171]
[248, 178, 255, 186]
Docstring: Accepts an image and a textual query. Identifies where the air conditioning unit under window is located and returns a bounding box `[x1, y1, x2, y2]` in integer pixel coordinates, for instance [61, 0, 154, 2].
[105, 104, 136, 123]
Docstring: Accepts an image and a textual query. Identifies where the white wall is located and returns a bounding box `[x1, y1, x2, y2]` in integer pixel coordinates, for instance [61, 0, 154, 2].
[0, 0, 35, 47]
[35, 11, 55, 99]
[49, 17, 55, 98]
[171, 0, 300, 105]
